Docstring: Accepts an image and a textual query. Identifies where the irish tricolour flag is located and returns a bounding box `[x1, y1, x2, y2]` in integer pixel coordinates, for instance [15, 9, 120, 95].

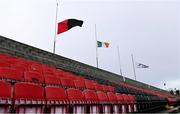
[97, 41, 110, 48]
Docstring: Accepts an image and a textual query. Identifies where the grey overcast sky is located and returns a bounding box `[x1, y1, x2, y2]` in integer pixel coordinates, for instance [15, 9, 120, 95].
[0, 0, 179, 90]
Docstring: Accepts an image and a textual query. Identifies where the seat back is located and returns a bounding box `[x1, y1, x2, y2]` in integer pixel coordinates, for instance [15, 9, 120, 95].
[94, 83, 103, 91]
[85, 80, 95, 90]
[67, 88, 85, 114]
[45, 86, 68, 114]
[128, 94, 137, 112]
[28, 63, 43, 74]
[14, 82, 45, 113]
[83, 90, 99, 114]
[74, 79, 85, 89]
[45, 86, 67, 103]
[60, 78, 75, 88]
[24, 71, 44, 83]
[108, 86, 115, 92]
[42, 65, 56, 75]
[116, 93, 125, 113]
[97, 91, 111, 113]
[44, 74, 61, 86]
[122, 94, 130, 112]
[107, 92, 117, 103]
[102, 85, 110, 92]
[83, 90, 98, 103]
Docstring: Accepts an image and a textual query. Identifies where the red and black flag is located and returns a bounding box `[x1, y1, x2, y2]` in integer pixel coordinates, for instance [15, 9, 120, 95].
[57, 19, 83, 34]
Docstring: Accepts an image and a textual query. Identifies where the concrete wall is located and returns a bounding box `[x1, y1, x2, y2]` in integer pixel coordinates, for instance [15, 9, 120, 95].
[0, 35, 162, 91]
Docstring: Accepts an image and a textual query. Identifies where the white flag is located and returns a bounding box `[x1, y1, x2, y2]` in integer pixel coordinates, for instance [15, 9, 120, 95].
[136, 63, 149, 68]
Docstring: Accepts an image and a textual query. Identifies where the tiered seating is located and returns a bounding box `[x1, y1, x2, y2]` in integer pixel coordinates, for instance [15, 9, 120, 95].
[0, 53, 179, 113]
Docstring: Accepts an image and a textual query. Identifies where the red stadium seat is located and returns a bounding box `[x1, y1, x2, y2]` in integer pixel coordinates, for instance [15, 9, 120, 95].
[83, 90, 99, 103]
[24, 71, 44, 83]
[96, 91, 111, 113]
[116, 93, 125, 113]
[108, 86, 115, 92]
[0, 81, 12, 113]
[0, 67, 23, 81]
[74, 79, 85, 89]
[102, 85, 110, 92]
[122, 94, 131, 113]
[66, 88, 85, 114]
[45, 86, 68, 114]
[14, 82, 45, 113]
[107, 92, 119, 113]
[94, 83, 103, 91]
[28, 63, 43, 74]
[60, 78, 75, 88]
[44, 74, 61, 86]
[42, 65, 56, 75]
[128, 94, 137, 112]
[85, 80, 95, 90]
[83, 90, 99, 113]
[55, 69, 65, 77]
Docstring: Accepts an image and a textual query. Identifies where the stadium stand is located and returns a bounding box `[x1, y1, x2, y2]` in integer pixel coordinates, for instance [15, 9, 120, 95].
[0, 35, 179, 113]
[0, 52, 179, 113]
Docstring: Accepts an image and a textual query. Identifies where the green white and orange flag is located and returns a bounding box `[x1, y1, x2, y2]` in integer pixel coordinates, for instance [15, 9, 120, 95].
[97, 41, 110, 48]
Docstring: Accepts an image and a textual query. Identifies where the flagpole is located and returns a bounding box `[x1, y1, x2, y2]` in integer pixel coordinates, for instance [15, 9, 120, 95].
[131, 54, 137, 80]
[117, 46, 122, 76]
[53, 3, 58, 54]
[95, 24, 99, 68]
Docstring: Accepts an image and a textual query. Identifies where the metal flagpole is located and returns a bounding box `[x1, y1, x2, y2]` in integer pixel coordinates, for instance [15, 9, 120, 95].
[53, 3, 59, 54]
[95, 24, 99, 68]
[131, 54, 137, 80]
[117, 46, 122, 75]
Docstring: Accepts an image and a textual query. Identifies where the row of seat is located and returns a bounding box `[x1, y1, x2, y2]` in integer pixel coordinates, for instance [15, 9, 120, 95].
[0, 81, 136, 113]
[0, 67, 114, 91]
[0, 54, 115, 92]
[118, 81, 180, 106]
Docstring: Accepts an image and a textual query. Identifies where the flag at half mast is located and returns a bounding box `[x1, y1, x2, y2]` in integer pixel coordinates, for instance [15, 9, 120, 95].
[97, 41, 110, 48]
[136, 62, 149, 68]
[57, 19, 83, 34]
